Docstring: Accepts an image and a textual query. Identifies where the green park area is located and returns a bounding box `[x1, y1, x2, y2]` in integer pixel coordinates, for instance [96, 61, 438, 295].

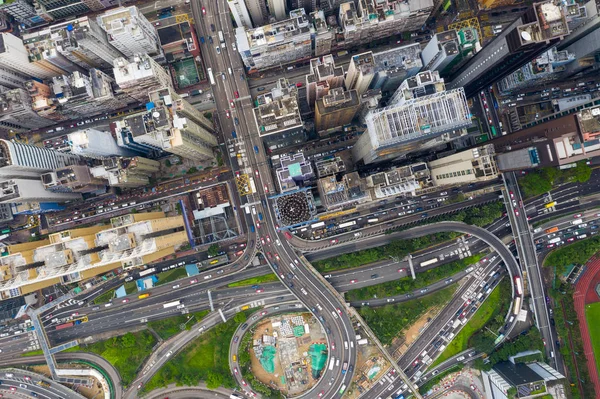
[544, 235, 600, 274]
[148, 310, 209, 340]
[227, 273, 279, 287]
[359, 284, 457, 345]
[346, 254, 482, 301]
[585, 302, 600, 371]
[143, 311, 251, 393]
[155, 268, 189, 286]
[432, 278, 511, 368]
[518, 162, 591, 198]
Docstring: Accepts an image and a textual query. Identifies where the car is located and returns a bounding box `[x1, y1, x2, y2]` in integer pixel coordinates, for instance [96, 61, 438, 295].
[542, 338, 546, 346]
[225, 110, 230, 118]
[266, 252, 272, 259]
[567, 237, 575, 242]
[230, 100, 235, 108]
[330, 239, 338, 244]
[331, 342, 335, 349]
[255, 169, 259, 177]
[23, 376, 30, 381]
[256, 222, 261, 229]
[201, 6, 206, 14]
[256, 289, 264, 293]
[261, 237, 265, 245]
[122, 298, 129, 303]
[9, 387, 15, 391]
[514, 209, 519, 216]
[260, 311, 268, 316]
[137, 383, 142, 389]
[155, 21, 160, 26]
[509, 191, 514, 199]
[72, 312, 79, 317]
[233, 367, 238, 374]
[264, 184, 269, 193]
[574, 213, 582, 218]
[234, 91, 239, 98]
[190, 279, 198, 284]
[350, 279, 357, 284]
[318, 390, 325, 397]
[470, 384, 476, 390]
[241, 380, 247, 386]
[547, 243, 555, 248]
[336, 308, 342, 315]
[266, 236, 271, 243]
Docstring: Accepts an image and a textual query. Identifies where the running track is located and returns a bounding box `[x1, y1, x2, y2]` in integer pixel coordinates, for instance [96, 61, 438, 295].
[573, 255, 600, 394]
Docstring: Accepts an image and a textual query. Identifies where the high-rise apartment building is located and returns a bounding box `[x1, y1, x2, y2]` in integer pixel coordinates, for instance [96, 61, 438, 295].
[253, 78, 304, 149]
[113, 54, 172, 103]
[228, 0, 253, 28]
[0, 213, 186, 298]
[346, 52, 375, 95]
[43, 129, 136, 158]
[289, 0, 315, 13]
[90, 156, 159, 187]
[52, 71, 119, 119]
[338, 0, 434, 48]
[41, 164, 105, 193]
[23, 29, 85, 75]
[97, 6, 161, 57]
[236, 8, 312, 72]
[306, 54, 344, 107]
[149, 87, 214, 133]
[353, 71, 471, 164]
[447, 1, 569, 97]
[0, 68, 30, 90]
[0, 178, 81, 203]
[310, 10, 333, 57]
[47, 16, 124, 70]
[371, 43, 423, 96]
[0, 88, 55, 133]
[244, 0, 269, 26]
[0, 139, 81, 180]
[0, 0, 41, 27]
[0, 33, 58, 79]
[267, 0, 286, 20]
[421, 29, 478, 74]
[115, 92, 217, 162]
[315, 87, 360, 134]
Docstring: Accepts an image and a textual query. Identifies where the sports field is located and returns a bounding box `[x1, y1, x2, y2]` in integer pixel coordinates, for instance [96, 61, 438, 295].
[585, 301, 600, 370]
[173, 57, 200, 88]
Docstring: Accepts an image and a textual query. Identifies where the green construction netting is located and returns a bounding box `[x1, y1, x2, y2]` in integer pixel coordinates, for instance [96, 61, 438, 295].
[293, 325, 305, 337]
[259, 345, 277, 374]
[309, 343, 328, 379]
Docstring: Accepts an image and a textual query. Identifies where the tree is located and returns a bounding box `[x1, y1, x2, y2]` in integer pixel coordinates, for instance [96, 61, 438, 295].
[121, 332, 136, 348]
[507, 387, 517, 399]
[187, 167, 198, 174]
[165, 159, 171, 167]
[572, 162, 592, 183]
[233, 312, 247, 324]
[205, 371, 223, 389]
[207, 244, 220, 257]
[471, 332, 496, 354]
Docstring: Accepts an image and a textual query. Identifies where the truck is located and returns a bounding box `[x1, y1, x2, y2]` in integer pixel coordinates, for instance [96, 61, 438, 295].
[452, 319, 461, 328]
[232, 130, 237, 139]
[548, 237, 561, 244]
[218, 31, 224, 42]
[545, 226, 559, 234]
[163, 300, 181, 308]
[258, 212, 263, 221]
[342, 361, 348, 374]
[250, 225, 255, 233]
[56, 322, 74, 330]
[138, 293, 150, 299]
[572, 218, 583, 225]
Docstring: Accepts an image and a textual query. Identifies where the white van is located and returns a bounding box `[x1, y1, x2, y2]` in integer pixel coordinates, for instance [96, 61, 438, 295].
[344, 341, 348, 350]
[228, 67, 232, 75]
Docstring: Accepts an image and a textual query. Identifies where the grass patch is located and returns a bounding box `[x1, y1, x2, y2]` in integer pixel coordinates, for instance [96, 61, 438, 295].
[80, 330, 156, 388]
[419, 364, 463, 394]
[585, 301, 600, 372]
[124, 281, 137, 295]
[432, 278, 508, 368]
[143, 311, 252, 393]
[346, 254, 482, 301]
[313, 232, 461, 273]
[148, 310, 209, 340]
[22, 345, 81, 357]
[93, 289, 115, 305]
[155, 268, 189, 287]
[358, 284, 458, 346]
[227, 273, 278, 287]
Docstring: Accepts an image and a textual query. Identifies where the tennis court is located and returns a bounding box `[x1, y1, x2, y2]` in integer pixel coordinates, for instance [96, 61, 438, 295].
[173, 57, 200, 89]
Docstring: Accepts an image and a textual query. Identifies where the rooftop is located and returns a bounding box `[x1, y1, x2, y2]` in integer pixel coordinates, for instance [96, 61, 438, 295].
[243, 8, 310, 48]
[316, 87, 359, 114]
[372, 43, 423, 72]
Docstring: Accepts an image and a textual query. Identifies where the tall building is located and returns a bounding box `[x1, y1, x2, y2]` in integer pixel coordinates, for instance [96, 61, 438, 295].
[0, 68, 30, 90]
[0, 0, 42, 27]
[315, 87, 360, 134]
[498, 47, 575, 93]
[24, 79, 68, 122]
[90, 156, 159, 187]
[306, 54, 344, 107]
[0, 213, 187, 298]
[236, 8, 312, 72]
[47, 16, 124, 70]
[345, 52, 375, 95]
[560, 22, 600, 76]
[23, 29, 85, 75]
[0, 139, 81, 180]
[244, 0, 269, 26]
[43, 129, 136, 158]
[113, 54, 172, 103]
[0, 88, 55, 133]
[371, 43, 423, 97]
[338, 0, 434, 48]
[149, 87, 214, 133]
[353, 71, 471, 164]
[228, 0, 253, 28]
[115, 92, 217, 162]
[0, 178, 81, 203]
[40, 164, 105, 193]
[429, 144, 498, 186]
[447, 1, 569, 97]
[421, 29, 478, 74]
[289, 0, 315, 13]
[0, 33, 58, 79]
[97, 6, 161, 58]
[267, 0, 286, 20]
[253, 78, 304, 149]
[319, 0, 347, 16]
[310, 10, 332, 57]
